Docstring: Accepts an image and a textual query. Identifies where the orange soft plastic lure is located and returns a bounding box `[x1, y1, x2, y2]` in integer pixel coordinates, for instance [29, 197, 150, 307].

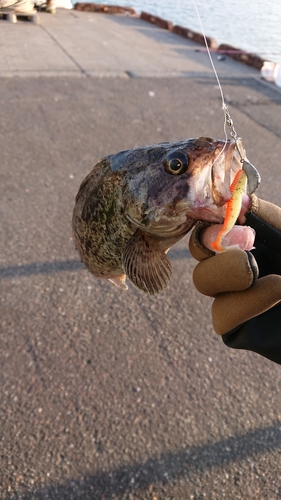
[212, 169, 247, 252]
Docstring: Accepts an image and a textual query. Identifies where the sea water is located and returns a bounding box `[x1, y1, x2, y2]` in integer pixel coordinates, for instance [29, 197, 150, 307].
[83, 0, 281, 64]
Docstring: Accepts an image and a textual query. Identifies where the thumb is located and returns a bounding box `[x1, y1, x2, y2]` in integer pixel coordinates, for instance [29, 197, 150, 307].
[201, 225, 256, 253]
[212, 275, 281, 335]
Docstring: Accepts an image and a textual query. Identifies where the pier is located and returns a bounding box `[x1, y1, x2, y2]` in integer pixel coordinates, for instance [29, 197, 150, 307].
[1, 8, 281, 499]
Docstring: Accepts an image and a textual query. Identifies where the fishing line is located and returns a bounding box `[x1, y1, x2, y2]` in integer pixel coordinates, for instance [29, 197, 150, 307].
[191, 0, 261, 196]
[191, 0, 244, 161]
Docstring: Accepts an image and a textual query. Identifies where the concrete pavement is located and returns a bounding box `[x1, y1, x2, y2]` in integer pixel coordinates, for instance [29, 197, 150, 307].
[0, 8, 268, 78]
[1, 9, 281, 500]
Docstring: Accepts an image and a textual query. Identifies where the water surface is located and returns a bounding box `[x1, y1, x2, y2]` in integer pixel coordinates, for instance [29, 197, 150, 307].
[86, 0, 281, 64]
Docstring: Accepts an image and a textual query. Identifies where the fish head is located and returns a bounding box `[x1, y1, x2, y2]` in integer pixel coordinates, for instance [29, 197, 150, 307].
[74, 137, 248, 295]
[117, 137, 244, 242]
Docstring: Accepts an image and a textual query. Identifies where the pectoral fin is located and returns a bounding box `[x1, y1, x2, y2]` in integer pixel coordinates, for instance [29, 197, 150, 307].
[108, 275, 128, 290]
[122, 229, 172, 295]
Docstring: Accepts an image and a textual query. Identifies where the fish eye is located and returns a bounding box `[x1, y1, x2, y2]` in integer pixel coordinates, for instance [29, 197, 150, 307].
[165, 152, 189, 175]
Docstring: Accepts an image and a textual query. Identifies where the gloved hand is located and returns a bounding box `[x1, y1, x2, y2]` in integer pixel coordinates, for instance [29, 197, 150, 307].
[189, 194, 281, 339]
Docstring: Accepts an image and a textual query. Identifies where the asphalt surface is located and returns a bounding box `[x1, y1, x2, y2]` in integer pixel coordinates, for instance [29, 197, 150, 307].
[1, 9, 281, 500]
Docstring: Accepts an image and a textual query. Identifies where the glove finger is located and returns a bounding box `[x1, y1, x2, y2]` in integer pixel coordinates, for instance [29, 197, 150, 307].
[202, 225, 255, 253]
[189, 222, 255, 261]
[212, 275, 281, 335]
[189, 222, 215, 261]
[250, 195, 281, 232]
[193, 249, 258, 297]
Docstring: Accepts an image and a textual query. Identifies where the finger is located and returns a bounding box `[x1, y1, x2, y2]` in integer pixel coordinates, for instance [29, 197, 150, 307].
[193, 249, 258, 297]
[250, 195, 281, 232]
[201, 225, 255, 252]
[212, 275, 281, 335]
[188, 222, 215, 262]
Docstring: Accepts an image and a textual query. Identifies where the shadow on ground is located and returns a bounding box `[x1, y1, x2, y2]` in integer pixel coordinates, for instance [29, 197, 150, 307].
[0, 248, 191, 280]
[5, 423, 281, 499]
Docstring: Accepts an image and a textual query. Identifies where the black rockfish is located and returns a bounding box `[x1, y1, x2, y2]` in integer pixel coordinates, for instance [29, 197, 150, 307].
[72, 137, 245, 294]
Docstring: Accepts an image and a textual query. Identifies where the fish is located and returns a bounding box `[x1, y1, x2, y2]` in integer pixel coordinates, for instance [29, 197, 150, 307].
[72, 137, 246, 295]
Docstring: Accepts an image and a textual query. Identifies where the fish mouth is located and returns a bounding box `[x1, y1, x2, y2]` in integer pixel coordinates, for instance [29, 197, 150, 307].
[176, 138, 247, 224]
[211, 139, 244, 206]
